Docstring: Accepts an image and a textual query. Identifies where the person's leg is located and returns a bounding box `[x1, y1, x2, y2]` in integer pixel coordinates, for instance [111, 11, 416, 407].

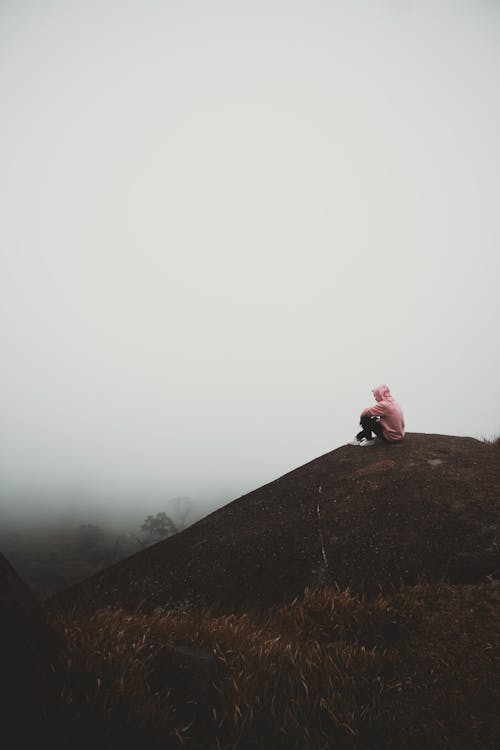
[358, 415, 386, 441]
[356, 415, 373, 440]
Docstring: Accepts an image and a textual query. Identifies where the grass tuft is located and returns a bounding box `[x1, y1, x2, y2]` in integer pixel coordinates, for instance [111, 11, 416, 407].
[50, 580, 500, 749]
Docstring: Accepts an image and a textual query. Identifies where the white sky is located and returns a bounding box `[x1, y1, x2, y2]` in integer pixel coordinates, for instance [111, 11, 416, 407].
[1, 0, 500, 519]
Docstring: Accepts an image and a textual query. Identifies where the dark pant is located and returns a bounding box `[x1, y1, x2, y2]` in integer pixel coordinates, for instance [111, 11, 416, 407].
[356, 415, 388, 442]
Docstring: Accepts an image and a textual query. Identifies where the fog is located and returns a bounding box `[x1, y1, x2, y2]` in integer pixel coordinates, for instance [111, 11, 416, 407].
[1, 0, 499, 527]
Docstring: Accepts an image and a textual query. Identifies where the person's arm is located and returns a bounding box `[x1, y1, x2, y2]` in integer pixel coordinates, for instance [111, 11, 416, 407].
[361, 402, 386, 418]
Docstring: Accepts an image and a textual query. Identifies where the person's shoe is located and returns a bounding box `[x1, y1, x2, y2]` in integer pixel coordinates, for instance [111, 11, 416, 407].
[359, 438, 376, 447]
[348, 437, 362, 446]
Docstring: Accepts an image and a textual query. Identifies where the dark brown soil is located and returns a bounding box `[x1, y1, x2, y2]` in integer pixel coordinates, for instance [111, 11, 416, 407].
[48, 433, 500, 616]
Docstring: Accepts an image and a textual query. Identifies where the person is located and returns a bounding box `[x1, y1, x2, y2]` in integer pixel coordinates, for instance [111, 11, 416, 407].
[349, 384, 405, 446]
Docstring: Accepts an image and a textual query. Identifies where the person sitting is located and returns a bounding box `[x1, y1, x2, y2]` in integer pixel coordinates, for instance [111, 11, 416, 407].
[349, 384, 405, 446]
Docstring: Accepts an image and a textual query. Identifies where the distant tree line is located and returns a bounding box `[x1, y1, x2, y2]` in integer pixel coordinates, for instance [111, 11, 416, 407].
[1, 497, 195, 597]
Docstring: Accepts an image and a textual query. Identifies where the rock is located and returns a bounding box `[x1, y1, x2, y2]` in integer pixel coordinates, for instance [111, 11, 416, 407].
[147, 644, 220, 722]
[48, 433, 500, 616]
[0, 552, 64, 747]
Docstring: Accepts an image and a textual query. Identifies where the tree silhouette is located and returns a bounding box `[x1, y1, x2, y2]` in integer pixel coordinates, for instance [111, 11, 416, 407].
[141, 512, 177, 539]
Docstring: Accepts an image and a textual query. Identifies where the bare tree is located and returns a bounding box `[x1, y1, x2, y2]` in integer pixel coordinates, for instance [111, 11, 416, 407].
[167, 497, 194, 530]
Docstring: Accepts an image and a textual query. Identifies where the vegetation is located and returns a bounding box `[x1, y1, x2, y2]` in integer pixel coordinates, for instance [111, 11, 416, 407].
[51, 580, 500, 749]
[1, 505, 192, 597]
[483, 434, 500, 448]
[141, 511, 177, 539]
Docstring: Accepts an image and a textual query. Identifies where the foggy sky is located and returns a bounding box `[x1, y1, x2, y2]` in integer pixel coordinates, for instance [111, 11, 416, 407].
[1, 0, 500, 523]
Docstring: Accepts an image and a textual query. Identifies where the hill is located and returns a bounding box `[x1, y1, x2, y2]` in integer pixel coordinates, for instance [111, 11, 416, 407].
[0, 552, 66, 747]
[49, 433, 500, 616]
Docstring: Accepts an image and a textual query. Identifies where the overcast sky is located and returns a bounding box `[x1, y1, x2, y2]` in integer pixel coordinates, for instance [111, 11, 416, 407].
[1, 0, 499, 522]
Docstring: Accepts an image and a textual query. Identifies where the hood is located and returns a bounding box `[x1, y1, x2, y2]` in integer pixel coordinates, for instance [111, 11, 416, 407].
[373, 384, 393, 402]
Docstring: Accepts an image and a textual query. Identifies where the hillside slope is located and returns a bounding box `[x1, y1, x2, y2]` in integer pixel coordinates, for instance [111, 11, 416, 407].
[49, 433, 500, 615]
[0, 553, 66, 746]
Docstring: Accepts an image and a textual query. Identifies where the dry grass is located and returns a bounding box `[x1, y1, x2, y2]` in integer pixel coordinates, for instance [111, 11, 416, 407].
[482, 434, 500, 447]
[49, 580, 500, 749]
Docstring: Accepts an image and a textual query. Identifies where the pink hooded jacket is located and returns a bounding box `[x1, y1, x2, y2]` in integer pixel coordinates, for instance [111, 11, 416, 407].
[361, 384, 405, 442]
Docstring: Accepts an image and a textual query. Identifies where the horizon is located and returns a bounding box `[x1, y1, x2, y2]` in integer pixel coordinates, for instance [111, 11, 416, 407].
[0, 429, 494, 529]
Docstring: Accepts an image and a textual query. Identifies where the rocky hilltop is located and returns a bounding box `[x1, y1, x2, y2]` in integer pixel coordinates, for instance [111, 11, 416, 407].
[49, 433, 500, 616]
